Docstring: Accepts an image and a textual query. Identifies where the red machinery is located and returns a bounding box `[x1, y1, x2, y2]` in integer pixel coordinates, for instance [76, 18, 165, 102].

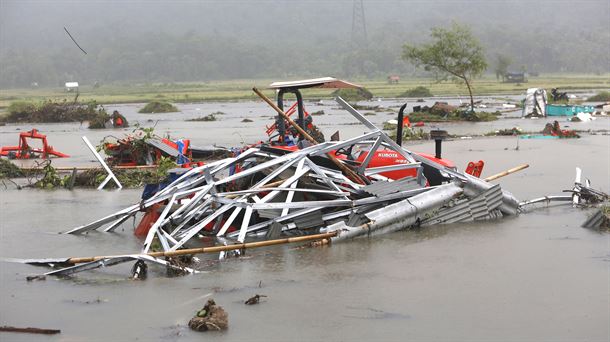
[0, 129, 69, 159]
[465, 160, 485, 178]
[262, 78, 459, 183]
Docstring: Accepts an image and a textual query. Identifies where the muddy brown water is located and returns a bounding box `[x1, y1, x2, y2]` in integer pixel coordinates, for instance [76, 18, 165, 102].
[1, 98, 609, 341]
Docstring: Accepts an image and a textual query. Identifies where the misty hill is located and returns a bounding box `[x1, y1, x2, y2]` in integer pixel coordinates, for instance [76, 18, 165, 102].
[1, 0, 608, 87]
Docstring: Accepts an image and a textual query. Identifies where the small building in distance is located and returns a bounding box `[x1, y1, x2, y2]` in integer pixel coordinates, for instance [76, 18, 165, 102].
[387, 75, 400, 84]
[65, 82, 79, 92]
[504, 72, 527, 83]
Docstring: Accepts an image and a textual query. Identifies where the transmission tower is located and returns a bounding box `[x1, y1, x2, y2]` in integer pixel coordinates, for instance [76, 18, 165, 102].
[351, 0, 368, 47]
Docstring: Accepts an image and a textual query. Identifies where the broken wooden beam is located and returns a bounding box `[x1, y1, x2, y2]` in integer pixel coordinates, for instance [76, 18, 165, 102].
[0, 326, 60, 335]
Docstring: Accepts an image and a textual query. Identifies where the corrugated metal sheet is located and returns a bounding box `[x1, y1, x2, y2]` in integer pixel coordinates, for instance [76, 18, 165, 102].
[347, 212, 368, 226]
[422, 184, 504, 225]
[361, 177, 422, 197]
[146, 138, 180, 157]
[582, 210, 605, 229]
[294, 210, 324, 229]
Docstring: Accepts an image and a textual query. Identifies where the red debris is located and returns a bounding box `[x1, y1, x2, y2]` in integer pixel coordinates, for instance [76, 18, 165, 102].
[0, 129, 69, 159]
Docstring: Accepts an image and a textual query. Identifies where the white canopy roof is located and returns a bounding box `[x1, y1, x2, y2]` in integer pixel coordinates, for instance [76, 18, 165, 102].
[269, 77, 361, 90]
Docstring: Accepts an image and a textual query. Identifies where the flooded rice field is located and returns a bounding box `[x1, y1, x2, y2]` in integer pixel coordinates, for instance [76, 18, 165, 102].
[1, 96, 609, 341]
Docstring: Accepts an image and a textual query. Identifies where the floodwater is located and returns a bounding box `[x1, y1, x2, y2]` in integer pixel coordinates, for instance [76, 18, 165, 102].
[1, 96, 609, 341]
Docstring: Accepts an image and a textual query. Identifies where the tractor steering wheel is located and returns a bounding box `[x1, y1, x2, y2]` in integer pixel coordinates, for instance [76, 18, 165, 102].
[334, 145, 354, 159]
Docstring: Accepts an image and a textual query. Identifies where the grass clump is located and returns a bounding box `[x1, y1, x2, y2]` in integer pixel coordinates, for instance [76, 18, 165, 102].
[587, 91, 610, 102]
[382, 122, 397, 131]
[399, 86, 433, 97]
[388, 127, 430, 141]
[139, 101, 179, 113]
[409, 107, 499, 123]
[331, 88, 374, 102]
[484, 127, 522, 136]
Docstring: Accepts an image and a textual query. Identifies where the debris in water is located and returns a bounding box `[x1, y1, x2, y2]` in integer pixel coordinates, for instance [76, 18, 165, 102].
[99, 127, 190, 166]
[188, 114, 217, 122]
[582, 205, 610, 231]
[540, 121, 579, 138]
[189, 299, 228, 331]
[0, 159, 24, 179]
[2, 99, 104, 124]
[14, 84, 529, 278]
[65, 297, 108, 305]
[0, 326, 60, 335]
[0, 129, 69, 159]
[244, 294, 267, 305]
[10, 79, 603, 280]
[89, 110, 128, 129]
[131, 260, 148, 280]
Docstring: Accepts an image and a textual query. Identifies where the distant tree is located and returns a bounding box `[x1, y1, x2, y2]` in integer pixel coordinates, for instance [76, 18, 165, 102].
[494, 54, 512, 82]
[402, 23, 487, 111]
[519, 64, 528, 73]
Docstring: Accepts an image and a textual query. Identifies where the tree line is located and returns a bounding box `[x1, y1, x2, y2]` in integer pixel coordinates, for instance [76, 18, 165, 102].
[0, 22, 607, 88]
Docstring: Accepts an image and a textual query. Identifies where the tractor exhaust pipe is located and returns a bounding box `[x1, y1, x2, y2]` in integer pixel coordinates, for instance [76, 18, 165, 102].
[396, 103, 407, 146]
[430, 129, 448, 159]
[435, 138, 442, 159]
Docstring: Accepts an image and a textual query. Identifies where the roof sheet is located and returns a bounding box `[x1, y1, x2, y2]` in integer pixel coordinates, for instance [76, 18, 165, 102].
[269, 77, 361, 90]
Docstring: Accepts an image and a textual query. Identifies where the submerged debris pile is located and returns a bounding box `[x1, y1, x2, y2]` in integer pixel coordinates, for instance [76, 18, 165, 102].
[0, 159, 24, 179]
[99, 127, 192, 166]
[72, 158, 176, 188]
[187, 114, 217, 122]
[2, 99, 107, 124]
[582, 205, 610, 231]
[6, 79, 608, 282]
[541, 121, 580, 138]
[189, 299, 228, 332]
[89, 110, 129, 129]
[22, 97, 528, 278]
[411, 102, 499, 122]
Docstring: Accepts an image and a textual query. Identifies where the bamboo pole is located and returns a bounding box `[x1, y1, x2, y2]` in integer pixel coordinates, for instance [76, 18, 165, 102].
[66, 231, 337, 264]
[484, 164, 529, 182]
[252, 87, 366, 185]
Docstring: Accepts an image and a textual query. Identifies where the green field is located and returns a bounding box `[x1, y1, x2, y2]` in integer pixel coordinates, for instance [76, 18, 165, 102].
[1, 74, 608, 111]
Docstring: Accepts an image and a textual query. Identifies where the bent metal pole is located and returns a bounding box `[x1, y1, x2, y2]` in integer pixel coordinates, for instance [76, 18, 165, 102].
[252, 87, 366, 185]
[65, 231, 338, 264]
